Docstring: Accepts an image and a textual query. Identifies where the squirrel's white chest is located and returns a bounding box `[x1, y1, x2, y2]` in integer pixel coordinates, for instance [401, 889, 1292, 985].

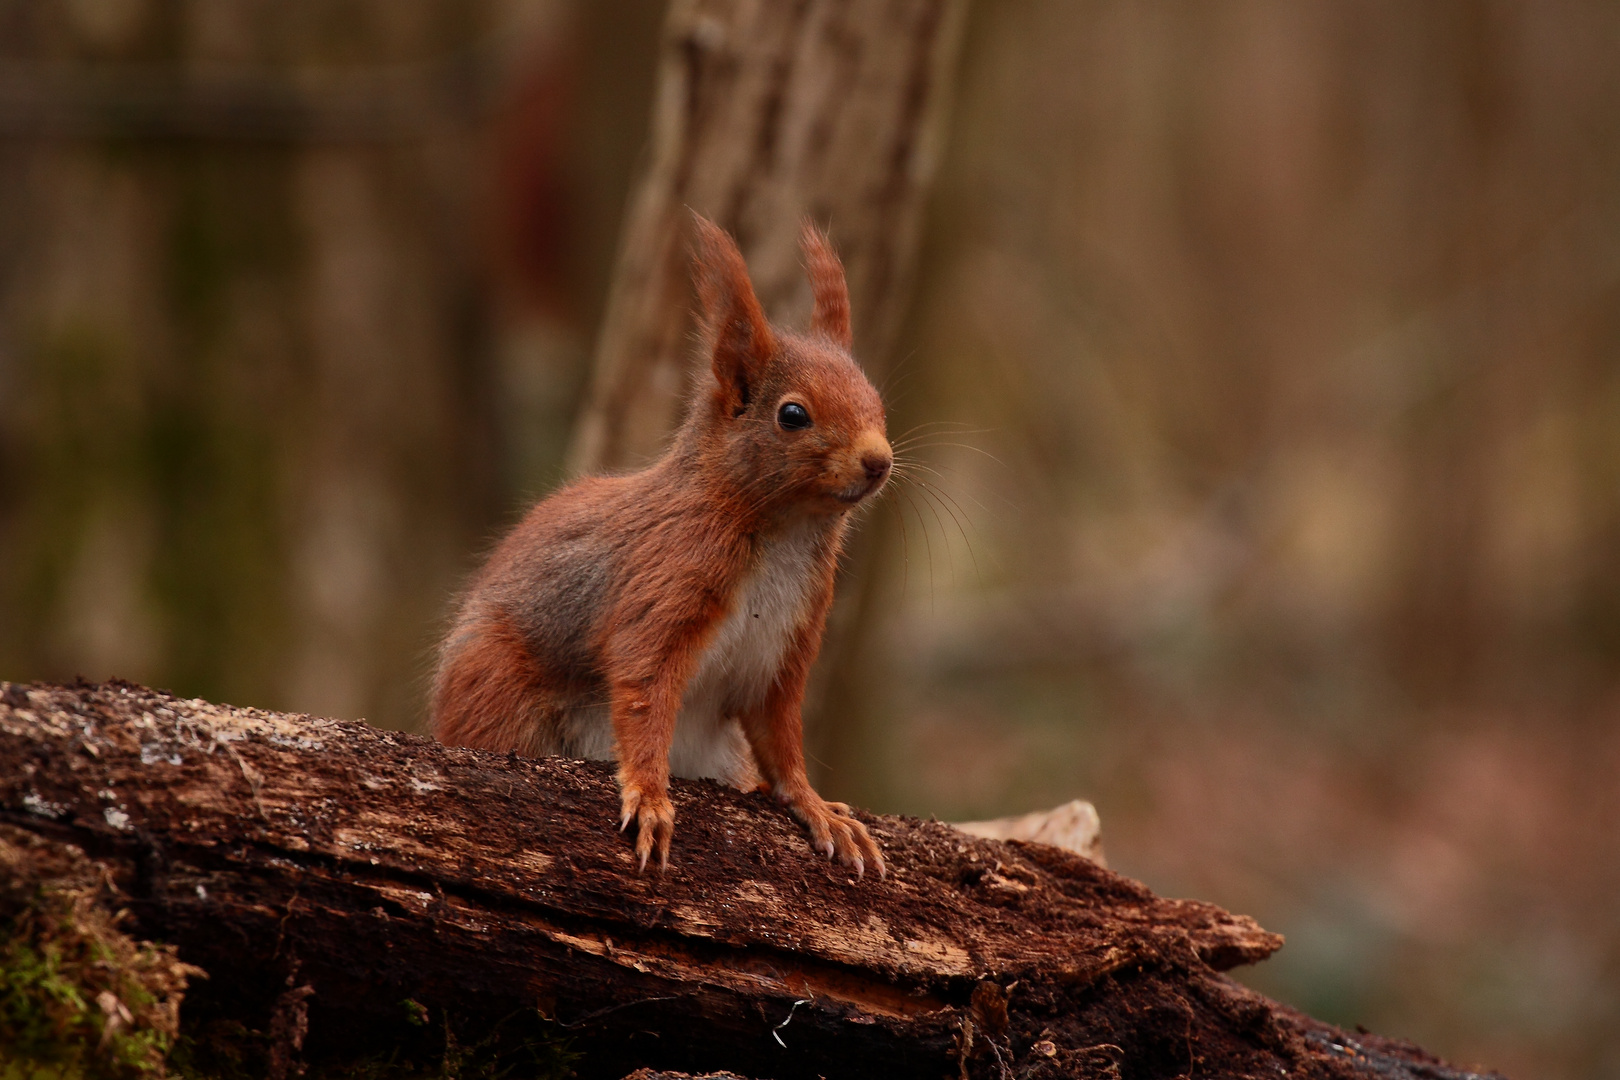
[669, 523, 823, 780]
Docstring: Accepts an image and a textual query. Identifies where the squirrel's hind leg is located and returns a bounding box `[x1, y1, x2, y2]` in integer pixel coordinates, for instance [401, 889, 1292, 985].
[432, 612, 562, 757]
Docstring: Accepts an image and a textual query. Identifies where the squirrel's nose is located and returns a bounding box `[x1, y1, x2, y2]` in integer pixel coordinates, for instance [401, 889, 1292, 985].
[861, 451, 892, 483]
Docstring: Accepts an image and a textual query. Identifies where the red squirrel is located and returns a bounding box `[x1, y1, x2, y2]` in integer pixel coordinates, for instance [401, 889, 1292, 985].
[432, 215, 891, 876]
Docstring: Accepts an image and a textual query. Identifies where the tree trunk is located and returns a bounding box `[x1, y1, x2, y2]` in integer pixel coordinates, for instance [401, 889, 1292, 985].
[567, 0, 968, 474]
[1, 681, 1503, 1080]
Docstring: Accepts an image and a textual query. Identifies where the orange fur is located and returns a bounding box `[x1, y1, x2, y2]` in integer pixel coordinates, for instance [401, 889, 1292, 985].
[432, 215, 892, 876]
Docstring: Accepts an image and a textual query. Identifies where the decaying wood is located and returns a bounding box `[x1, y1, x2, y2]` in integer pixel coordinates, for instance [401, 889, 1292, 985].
[0, 681, 1504, 1080]
[954, 799, 1107, 867]
[569, 0, 968, 473]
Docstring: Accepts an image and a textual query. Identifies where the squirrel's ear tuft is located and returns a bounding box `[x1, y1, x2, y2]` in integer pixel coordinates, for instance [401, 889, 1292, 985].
[691, 213, 775, 416]
[801, 219, 851, 350]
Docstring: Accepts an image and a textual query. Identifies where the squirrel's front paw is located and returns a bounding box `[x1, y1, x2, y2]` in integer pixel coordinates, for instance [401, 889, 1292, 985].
[619, 785, 675, 871]
[790, 795, 885, 879]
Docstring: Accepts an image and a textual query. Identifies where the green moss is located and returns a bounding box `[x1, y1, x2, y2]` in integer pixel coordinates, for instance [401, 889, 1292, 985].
[402, 999, 430, 1028]
[0, 831, 200, 1079]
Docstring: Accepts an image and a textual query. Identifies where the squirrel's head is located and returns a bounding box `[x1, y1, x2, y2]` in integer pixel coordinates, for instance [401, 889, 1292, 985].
[690, 215, 891, 518]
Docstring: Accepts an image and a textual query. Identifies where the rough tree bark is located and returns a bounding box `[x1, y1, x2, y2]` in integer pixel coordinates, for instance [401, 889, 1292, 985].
[0, 681, 1504, 1080]
[568, 0, 967, 473]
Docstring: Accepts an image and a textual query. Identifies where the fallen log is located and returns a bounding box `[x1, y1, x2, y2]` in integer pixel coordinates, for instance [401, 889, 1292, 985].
[0, 680, 1502, 1080]
[954, 799, 1107, 867]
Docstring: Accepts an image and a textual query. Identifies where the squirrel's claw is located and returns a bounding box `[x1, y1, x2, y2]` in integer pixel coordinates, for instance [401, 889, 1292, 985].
[836, 808, 885, 879]
[792, 795, 886, 880]
[620, 785, 675, 871]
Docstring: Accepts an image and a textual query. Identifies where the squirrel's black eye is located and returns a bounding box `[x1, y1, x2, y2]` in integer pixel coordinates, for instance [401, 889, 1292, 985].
[777, 402, 811, 431]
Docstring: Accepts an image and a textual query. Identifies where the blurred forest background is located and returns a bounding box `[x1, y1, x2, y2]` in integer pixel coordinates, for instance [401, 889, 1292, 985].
[2, 2, 1618, 1078]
